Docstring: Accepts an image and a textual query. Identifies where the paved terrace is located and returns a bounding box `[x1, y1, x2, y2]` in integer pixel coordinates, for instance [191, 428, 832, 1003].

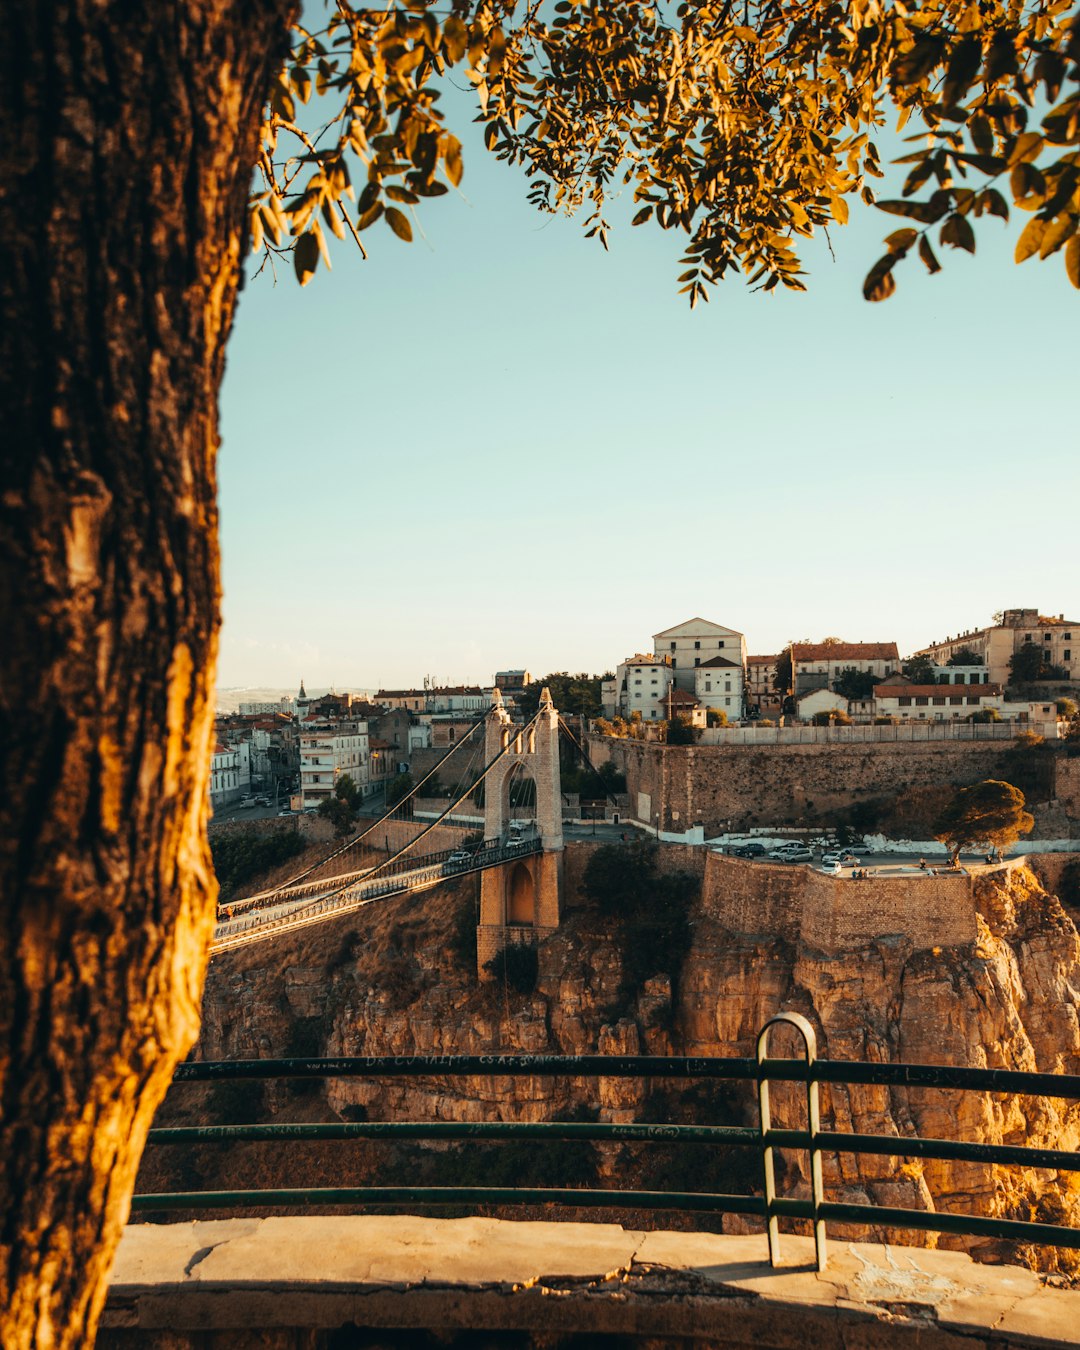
[100, 1215, 1080, 1348]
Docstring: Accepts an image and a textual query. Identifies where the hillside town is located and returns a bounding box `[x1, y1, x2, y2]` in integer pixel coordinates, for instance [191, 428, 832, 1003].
[211, 606, 1078, 814]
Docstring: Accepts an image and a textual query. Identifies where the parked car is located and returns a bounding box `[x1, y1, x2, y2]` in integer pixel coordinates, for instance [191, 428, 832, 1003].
[821, 851, 859, 868]
[730, 843, 766, 858]
[277, 809, 295, 817]
[254, 796, 270, 806]
[771, 846, 813, 863]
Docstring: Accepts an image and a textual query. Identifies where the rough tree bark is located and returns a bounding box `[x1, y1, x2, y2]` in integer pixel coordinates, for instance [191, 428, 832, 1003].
[0, 4, 294, 1346]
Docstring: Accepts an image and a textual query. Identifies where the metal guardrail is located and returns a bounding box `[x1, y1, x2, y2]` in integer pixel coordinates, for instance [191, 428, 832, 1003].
[136, 1013, 1080, 1271]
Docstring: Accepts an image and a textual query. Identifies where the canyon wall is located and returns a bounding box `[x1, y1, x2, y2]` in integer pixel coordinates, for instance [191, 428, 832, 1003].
[183, 844, 1080, 1268]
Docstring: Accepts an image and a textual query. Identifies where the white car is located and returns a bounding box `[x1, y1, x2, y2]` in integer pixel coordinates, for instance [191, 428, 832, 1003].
[821, 851, 859, 868]
[767, 842, 806, 859]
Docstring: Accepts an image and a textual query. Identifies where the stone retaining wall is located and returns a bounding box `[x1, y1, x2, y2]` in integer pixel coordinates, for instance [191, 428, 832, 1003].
[701, 853, 978, 950]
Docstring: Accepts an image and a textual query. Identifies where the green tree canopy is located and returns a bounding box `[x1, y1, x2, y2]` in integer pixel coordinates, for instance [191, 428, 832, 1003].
[1009, 645, 1069, 684]
[903, 654, 937, 683]
[334, 773, 361, 810]
[933, 779, 1034, 862]
[947, 646, 983, 666]
[317, 796, 357, 837]
[518, 672, 606, 720]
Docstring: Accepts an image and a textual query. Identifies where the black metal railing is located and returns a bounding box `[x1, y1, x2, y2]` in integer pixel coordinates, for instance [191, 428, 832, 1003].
[135, 1014, 1080, 1271]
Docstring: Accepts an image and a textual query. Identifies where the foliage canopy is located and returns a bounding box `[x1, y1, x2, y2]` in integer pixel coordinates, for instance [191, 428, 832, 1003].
[933, 778, 1034, 860]
[255, 0, 1080, 304]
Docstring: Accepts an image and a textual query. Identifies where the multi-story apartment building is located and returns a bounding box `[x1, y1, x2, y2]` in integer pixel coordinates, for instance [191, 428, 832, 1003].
[653, 618, 747, 696]
[612, 654, 675, 721]
[746, 654, 780, 710]
[790, 641, 900, 697]
[916, 609, 1079, 686]
[693, 656, 743, 714]
[210, 743, 242, 808]
[299, 718, 370, 806]
[238, 697, 295, 716]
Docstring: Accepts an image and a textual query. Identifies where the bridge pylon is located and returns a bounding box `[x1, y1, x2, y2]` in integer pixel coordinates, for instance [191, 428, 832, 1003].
[477, 687, 562, 978]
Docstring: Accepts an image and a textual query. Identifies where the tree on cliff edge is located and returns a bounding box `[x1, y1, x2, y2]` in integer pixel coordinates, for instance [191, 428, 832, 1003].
[2, 1, 1078, 1346]
[933, 780, 1034, 864]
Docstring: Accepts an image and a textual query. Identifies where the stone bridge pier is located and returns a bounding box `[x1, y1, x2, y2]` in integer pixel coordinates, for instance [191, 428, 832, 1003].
[476, 688, 562, 977]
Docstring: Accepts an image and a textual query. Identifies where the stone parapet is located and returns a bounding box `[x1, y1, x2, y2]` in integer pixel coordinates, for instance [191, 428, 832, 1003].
[99, 1215, 1080, 1348]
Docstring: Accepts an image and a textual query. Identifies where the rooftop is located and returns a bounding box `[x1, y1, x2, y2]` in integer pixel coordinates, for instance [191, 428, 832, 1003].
[792, 641, 900, 663]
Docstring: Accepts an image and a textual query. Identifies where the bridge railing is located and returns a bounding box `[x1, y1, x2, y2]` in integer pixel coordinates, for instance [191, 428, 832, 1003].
[135, 1015, 1080, 1271]
[212, 838, 544, 948]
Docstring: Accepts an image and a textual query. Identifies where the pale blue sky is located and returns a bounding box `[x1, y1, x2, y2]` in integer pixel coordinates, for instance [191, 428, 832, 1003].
[217, 93, 1078, 691]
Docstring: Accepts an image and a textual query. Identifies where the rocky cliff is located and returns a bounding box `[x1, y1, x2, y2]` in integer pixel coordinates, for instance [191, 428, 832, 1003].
[172, 852, 1080, 1269]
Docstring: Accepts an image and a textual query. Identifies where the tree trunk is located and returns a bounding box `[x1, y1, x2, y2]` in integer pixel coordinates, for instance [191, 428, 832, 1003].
[0, 4, 294, 1346]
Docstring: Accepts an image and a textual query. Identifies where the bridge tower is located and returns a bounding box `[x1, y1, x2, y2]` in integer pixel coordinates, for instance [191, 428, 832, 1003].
[476, 687, 563, 977]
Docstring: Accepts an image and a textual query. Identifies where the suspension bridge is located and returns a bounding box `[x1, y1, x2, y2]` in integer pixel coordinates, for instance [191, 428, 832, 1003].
[212, 688, 612, 969]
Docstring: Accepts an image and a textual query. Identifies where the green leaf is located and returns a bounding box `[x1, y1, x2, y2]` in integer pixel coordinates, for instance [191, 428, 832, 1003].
[1015, 216, 1046, 263]
[385, 206, 413, 242]
[939, 213, 975, 253]
[293, 231, 319, 286]
[1065, 236, 1080, 289]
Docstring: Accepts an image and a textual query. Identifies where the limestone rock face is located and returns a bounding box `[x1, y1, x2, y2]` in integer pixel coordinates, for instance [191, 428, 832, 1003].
[195, 863, 1080, 1267]
[678, 863, 1080, 1262]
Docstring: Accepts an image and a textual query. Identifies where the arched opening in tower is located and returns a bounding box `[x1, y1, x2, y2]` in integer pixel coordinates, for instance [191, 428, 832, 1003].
[506, 861, 536, 926]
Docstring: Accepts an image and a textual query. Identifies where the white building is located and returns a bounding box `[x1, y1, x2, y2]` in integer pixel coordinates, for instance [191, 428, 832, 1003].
[790, 641, 900, 697]
[299, 719, 370, 806]
[238, 697, 295, 716]
[693, 655, 744, 715]
[614, 654, 675, 721]
[210, 744, 242, 808]
[653, 618, 747, 695]
[873, 682, 1005, 721]
[796, 688, 850, 720]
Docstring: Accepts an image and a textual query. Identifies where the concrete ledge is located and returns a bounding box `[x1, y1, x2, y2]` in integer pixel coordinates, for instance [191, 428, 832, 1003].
[98, 1216, 1080, 1347]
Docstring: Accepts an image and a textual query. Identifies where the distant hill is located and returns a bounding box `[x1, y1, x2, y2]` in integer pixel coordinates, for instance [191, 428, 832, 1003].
[215, 687, 373, 714]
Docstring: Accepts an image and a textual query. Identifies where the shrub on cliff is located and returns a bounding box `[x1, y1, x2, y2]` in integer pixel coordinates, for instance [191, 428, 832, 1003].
[485, 943, 539, 995]
[210, 829, 306, 901]
[934, 779, 1034, 863]
[583, 842, 697, 1013]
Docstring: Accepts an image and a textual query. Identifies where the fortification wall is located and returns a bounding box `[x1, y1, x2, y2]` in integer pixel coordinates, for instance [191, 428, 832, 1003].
[701, 853, 978, 950]
[594, 737, 1073, 835]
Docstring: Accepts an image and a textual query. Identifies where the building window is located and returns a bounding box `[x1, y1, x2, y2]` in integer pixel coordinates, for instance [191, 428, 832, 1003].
[899, 697, 911, 707]
[694, 657, 700, 667]
[705, 681, 712, 692]
[915, 697, 928, 706]
[1066, 651, 1072, 661]
[725, 681, 731, 692]
[670, 642, 676, 650]
[725, 697, 731, 706]
[694, 641, 700, 649]
[933, 697, 946, 706]
[719, 640, 725, 648]
[671, 659, 677, 668]
[969, 696, 981, 705]
[950, 696, 963, 705]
